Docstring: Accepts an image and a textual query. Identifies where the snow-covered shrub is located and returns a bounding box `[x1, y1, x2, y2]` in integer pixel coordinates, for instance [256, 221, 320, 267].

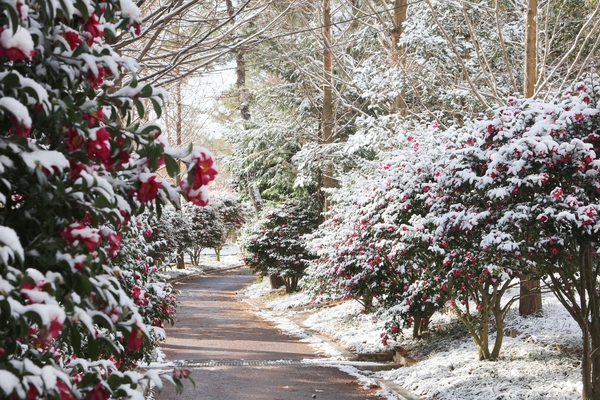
[183, 202, 225, 264]
[307, 123, 449, 338]
[241, 198, 319, 293]
[0, 0, 217, 397]
[211, 191, 246, 242]
[431, 75, 600, 395]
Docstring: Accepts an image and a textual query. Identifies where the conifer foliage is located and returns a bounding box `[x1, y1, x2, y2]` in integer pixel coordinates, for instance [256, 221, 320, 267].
[0, 0, 216, 397]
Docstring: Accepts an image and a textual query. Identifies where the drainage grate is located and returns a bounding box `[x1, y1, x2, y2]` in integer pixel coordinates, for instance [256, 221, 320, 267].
[147, 360, 308, 368]
[144, 359, 394, 370]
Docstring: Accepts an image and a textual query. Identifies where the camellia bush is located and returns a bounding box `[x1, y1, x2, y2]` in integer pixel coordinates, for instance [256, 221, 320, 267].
[0, 0, 217, 397]
[183, 202, 225, 264]
[431, 76, 600, 397]
[306, 124, 448, 338]
[241, 197, 319, 293]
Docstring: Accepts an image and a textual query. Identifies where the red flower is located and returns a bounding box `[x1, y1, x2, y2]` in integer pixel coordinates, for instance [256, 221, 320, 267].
[106, 232, 121, 257]
[0, 27, 35, 60]
[82, 107, 105, 127]
[68, 159, 86, 180]
[9, 114, 31, 138]
[181, 181, 209, 206]
[60, 223, 101, 252]
[551, 187, 563, 199]
[84, 14, 104, 41]
[550, 246, 560, 255]
[56, 380, 74, 400]
[127, 325, 144, 350]
[47, 316, 63, 340]
[88, 127, 111, 164]
[138, 174, 161, 202]
[66, 128, 83, 151]
[192, 155, 218, 189]
[63, 30, 82, 50]
[85, 383, 110, 400]
[88, 66, 105, 89]
[26, 384, 38, 400]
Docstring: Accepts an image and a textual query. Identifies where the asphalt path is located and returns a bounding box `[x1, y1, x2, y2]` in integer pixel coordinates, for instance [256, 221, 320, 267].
[153, 268, 387, 400]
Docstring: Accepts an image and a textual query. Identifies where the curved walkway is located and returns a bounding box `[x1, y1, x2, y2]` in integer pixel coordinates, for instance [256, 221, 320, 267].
[153, 268, 387, 400]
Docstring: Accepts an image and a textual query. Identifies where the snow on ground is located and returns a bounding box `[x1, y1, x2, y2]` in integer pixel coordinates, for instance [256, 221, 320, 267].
[156, 244, 242, 281]
[244, 279, 585, 400]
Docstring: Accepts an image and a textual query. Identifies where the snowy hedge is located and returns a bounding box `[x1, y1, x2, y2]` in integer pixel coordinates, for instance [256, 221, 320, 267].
[0, 0, 217, 397]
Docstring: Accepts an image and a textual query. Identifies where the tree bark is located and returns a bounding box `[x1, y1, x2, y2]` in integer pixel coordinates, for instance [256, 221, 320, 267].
[390, 0, 408, 115]
[524, 0, 538, 97]
[520, 0, 543, 316]
[269, 274, 285, 289]
[321, 0, 335, 214]
[519, 273, 542, 315]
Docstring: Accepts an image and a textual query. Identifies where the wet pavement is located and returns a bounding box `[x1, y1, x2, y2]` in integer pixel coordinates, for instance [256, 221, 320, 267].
[152, 268, 387, 400]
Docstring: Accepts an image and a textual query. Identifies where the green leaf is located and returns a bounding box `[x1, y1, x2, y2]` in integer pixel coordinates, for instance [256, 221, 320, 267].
[22, 87, 40, 103]
[23, 311, 43, 327]
[6, 6, 20, 35]
[91, 313, 114, 330]
[77, 274, 93, 296]
[87, 335, 100, 359]
[74, 0, 89, 21]
[133, 98, 145, 119]
[139, 84, 153, 98]
[2, 73, 19, 87]
[150, 98, 162, 119]
[72, 42, 90, 58]
[163, 154, 180, 178]
[93, 193, 113, 209]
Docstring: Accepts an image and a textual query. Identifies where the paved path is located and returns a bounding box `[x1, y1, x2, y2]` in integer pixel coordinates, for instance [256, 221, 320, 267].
[153, 268, 387, 400]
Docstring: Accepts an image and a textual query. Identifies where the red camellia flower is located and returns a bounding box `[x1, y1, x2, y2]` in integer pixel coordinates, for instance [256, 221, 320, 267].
[9, 114, 31, 138]
[84, 14, 104, 42]
[26, 384, 38, 400]
[138, 174, 161, 202]
[106, 232, 121, 257]
[191, 151, 218, 188]
[60, 222, 102, 252]
[47, 316, 63, 340]
[127, 325, 144, 350]
[66, 128, 83, 151]
[89, 66, 105, 89]
[85, 383, 110, 400]
[0, 27, 35, 61]
[88, 127, 111, 164]
[82, 107, 105, 127]
[63, 30, 82, 50]
[56, 380, 74, 400]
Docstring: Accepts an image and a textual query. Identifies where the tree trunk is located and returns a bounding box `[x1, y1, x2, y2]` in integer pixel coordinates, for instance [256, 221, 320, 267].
[236, 51, 252, 121]
[390, 0, 408, 115]
[524, 0, 538, 98]
[215, 247, 221, 262]
[521, 4, 542, 314]
[283, 275, 299, 293]
[176, 252, 185, 269]
[269, 274, 284, 289]
[519, 273, 542, 316]
[321, 0, 335, 214]
[361, 288, 374, 312]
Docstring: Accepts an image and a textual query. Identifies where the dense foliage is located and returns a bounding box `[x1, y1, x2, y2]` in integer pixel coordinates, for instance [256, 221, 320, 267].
[0, 0, 217, 397]
[242, 198, 319, 293]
